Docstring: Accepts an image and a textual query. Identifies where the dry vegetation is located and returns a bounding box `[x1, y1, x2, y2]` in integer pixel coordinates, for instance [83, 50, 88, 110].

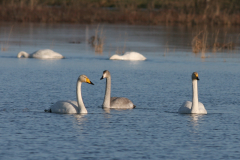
[88, 25, 105, 54]
[0, 0, 239, 25]
[192, 29, 237, 58]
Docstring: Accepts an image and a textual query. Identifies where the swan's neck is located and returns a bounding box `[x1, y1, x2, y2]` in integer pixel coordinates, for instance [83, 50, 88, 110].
[191, 79, 199, 113]
[103, 76, 111, 108]
[17, 51, 30, 58]
[76, 81, 87, 113]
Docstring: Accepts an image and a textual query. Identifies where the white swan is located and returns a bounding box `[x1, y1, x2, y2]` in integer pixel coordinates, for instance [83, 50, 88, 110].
[109, 52, 146, 61]
[100, 70, 135, 109]
[17, 49, 64, 59]
[45, 75, 94, 114]
[178, 72, 207, 114]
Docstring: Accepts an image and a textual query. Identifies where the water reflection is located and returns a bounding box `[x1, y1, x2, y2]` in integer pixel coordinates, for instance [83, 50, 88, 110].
[189, 114, 205, 132]
[103, 108, 134, 114]
[103, 108, 111, 114]
[73, 114, 87, 126]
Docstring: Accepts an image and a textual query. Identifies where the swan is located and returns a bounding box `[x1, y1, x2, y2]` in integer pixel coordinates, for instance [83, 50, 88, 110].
[100, 70, 136, 109]
[109, 52, 146, 61]
[45, 75, 94, 114]
[178, 72, 207, 114]
[17, 49, 64, 59]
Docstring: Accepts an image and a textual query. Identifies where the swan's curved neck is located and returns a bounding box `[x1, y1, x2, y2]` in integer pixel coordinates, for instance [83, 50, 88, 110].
[17, 51, 30, 58]
[103, 76, 111, 108]
[191, 79, 198, 113]
[76, 81, 87, 113]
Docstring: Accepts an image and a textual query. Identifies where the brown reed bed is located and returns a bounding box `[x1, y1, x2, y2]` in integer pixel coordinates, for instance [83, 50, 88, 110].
[88, 25, 105, 54]
[1, 25, 14, 51]
[192, 29, 236, 57]
[0, 0, 240, 25]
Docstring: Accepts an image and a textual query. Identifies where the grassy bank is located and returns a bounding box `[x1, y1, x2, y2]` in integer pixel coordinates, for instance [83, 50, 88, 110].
[0, 0, 240, 25]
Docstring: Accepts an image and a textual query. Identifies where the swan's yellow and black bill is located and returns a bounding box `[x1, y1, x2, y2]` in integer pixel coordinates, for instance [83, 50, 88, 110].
[86, 78, 94, 85]
[195, 73, 199, 80]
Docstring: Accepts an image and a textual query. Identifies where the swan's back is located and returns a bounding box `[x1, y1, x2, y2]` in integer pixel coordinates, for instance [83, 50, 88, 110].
[197, 102, 207, 114]
[110, 97, 135, 109]
[178, 101, 192, 113]
[178, 101, 207, 114]
[49, 100, 78, 114]
[32, 49, 64, 59]
[110, 52, 146, 61]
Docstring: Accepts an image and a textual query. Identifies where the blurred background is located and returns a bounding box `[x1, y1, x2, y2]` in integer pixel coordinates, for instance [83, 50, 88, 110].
[0, 0, 239, 25]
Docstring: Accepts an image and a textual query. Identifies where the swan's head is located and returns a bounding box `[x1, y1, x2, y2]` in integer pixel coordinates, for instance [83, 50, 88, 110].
[192, 72, 199, 80]
[100, 70, 110, 80]
[78, 75, 94, 85]
[17, 51, 29, 58]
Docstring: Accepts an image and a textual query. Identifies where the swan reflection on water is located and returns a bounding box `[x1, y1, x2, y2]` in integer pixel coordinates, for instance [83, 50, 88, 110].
[189, 114, 206, 134]
[103, 107, 133, 114]
[190, 114, 204, 127]
[74, 114, 87, 125]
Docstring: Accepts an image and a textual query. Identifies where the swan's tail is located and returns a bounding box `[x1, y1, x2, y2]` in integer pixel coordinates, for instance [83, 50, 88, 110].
[44, 109, 52, 113]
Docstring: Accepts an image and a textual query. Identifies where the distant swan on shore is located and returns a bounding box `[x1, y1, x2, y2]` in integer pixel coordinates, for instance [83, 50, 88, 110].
[178, 72, 207, 114]
[45, 75, 94, 114]
[17, 49, 64, 59]
[110, 52, 146, 61]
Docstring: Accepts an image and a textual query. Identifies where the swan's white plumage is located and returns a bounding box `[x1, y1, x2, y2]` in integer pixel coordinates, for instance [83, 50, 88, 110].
[45, 75, 94, 114]
[100, 70, 135, 109]
[178, 72, 207, 114]
[49, 101, 78, 114]
[109, 52, 146, 61]
[178, 101, 207, 114]
[17, 49, 64, 59]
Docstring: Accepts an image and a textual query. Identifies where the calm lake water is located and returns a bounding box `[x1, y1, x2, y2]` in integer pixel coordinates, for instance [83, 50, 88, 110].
[0, 23, 240, 159]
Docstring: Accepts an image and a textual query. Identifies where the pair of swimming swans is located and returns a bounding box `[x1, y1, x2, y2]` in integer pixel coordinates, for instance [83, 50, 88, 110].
[17, 50, 146, 61]
[17, 49, 64, 59]
[45, 70, 135, 114]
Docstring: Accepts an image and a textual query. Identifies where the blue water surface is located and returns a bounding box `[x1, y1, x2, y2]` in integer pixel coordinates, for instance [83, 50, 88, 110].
[0, 23, 240, 159]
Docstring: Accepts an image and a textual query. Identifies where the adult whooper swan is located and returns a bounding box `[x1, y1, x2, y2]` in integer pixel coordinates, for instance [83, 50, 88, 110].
[17, 49, 64, 59]
[178, 72, 207, 114]
[100, 70, 136, 109]
[109, 52, 146, 61]
[45, 75, 94, 114]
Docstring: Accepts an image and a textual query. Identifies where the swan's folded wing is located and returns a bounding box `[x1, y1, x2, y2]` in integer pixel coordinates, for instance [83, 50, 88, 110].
[198, 102, 207, 114]
[32, 49, 64, 59]
[178, 101, 192, 114]
[110, 97, 135, 109]
[49, 100, 78, 114]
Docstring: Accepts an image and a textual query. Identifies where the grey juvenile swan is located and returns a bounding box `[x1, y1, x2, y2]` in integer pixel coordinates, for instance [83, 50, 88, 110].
[45, 75, 94, 114]
[100, 70, 136, 109]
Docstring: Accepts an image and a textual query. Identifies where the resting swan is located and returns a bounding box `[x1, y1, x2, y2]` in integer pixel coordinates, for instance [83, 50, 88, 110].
[109, 52, 146, 61]
[45, 75, 94, 114]
[178, 72, 207, 114]
[100, 70, 135, 109]
[17, 49, 64, 59]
